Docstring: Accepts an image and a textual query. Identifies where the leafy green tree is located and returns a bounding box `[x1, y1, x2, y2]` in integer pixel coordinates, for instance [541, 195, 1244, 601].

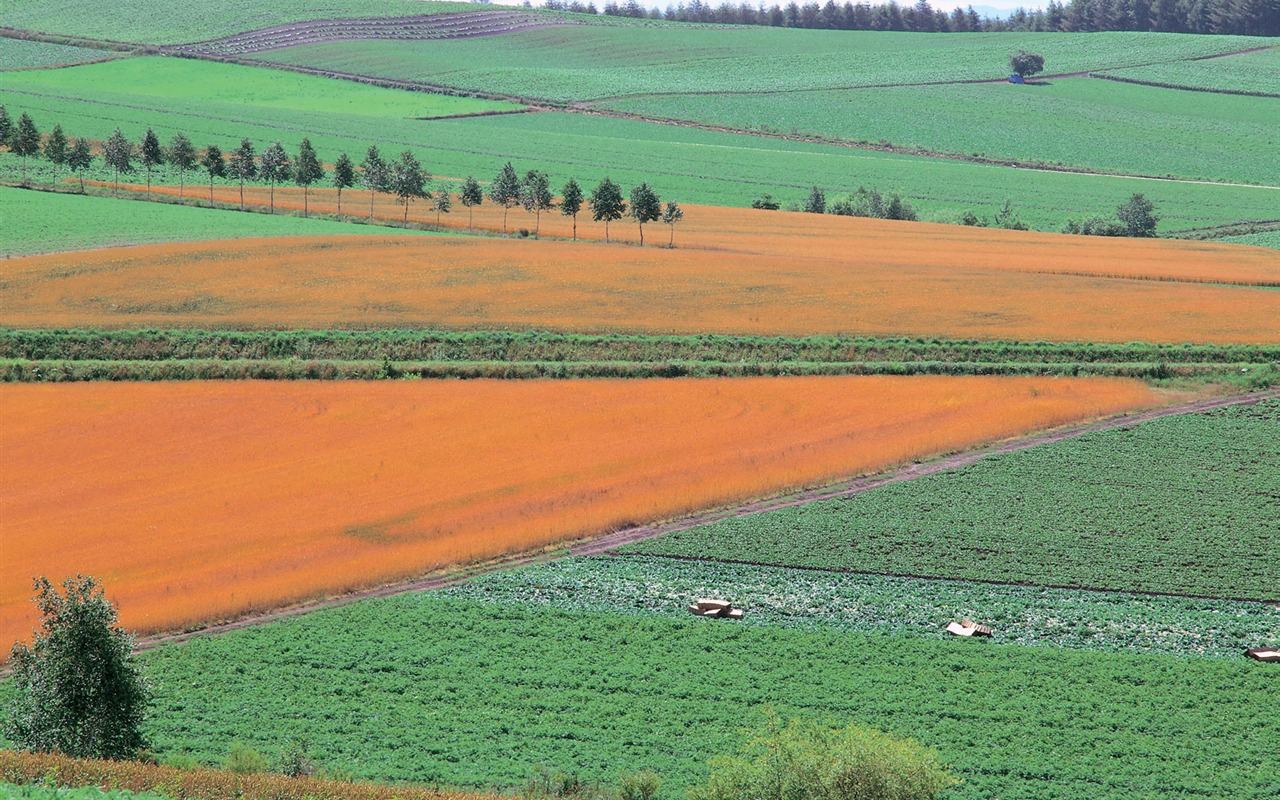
[1009, 49, 1045, 78]
[589, 177, 626, 242]
[689, 715, 955, 800]
[4, 575, 150, 760]
[803, 185, 826, 214]
[629, 182, 662, 245]
[460, 175, 483, 231]
[520, 169, 555, 238]
[227, 139, 257, 210]
[166, 133, 197, 200]
[390, 149, 429, 227]
[661, 201, 684, 247]
[431, 184, 453, 225]
[44, 124, 69, 174]
[102, 128, 134, 196]
[67, 137, 94, 193]
[560, 178, 584, 241]
[1117, 193, 1159, 237]
[291, 138, 324, 217]
[332, 152, 356, 219]
[0, 105, 12, 149]
[12, 112, 42, 184]
[489, 161, 521, 234]
[259, 140, 291, 214]
[360, 145, 389, 221]
[140, 128, 163, 197]
[201, 143, 226, 205]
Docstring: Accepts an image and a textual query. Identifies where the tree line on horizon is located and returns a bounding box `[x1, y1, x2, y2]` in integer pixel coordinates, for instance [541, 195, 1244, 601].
[542, 0, 1278, 35]
[0, 107, 687, 247]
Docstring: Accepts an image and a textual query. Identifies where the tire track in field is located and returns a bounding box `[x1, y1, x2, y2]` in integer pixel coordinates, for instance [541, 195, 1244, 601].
[130, 387, 1280, 653]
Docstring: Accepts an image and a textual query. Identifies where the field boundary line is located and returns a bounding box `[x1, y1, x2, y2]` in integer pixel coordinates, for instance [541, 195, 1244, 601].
[126, 387, 1279, 654]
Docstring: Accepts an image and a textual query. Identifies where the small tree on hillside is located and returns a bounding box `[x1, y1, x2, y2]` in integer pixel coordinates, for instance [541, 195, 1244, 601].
[629, 182, 662, 246]
[390, 149, 429, 227]
[560, 178, 584, 241]
[431, 184, 453, 225]
[294, 138, 323, 217]
[258, 140, 291, 214]
[44, 124, 69, 175]
[140, 128, 163, 197]
[661, 201, 684, 248]
[360, 145, 389, 222]
[1009, 49, 1045, 79]
[0, 105, 13, 149]
[12, 113, 42, 184]
[489, 162, 521, 234]
[4, 575, 151, 760]
[227, 139, 257, 210]
[102, 128, 134, 196]
[803, 186, 826, 214]
[201, 144, 226, 205]
[67, 137, 94, 193]
[333, 152, 355, 219]
[166, 133, 197, 200]
[1116, 193, 1159, 237]
[520, 169, 555, 238]
[460, 175, 483, 232]
[589, 177, 626, 243]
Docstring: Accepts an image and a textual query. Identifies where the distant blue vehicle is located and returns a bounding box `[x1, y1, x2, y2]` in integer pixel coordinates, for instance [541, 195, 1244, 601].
[1008, 74, 1026, 84]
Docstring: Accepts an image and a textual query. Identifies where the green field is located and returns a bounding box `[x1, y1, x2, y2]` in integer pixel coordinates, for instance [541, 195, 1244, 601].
[1098, 46, 1280, 96]
[135, 591, 1279, 799]
[606, 77, 1280, 184]
[453, 556, 1280, 658]
[3, 0, 476, 44]
[256, 28, 1261, 101]
[0, 187, 434, 256]
[0, 39, 118, 71]
[6, 75, 1280, 231]
[1221, 229, 1280, 249]
[627, 398, 1280, 600]
[3, 57, 523, 119]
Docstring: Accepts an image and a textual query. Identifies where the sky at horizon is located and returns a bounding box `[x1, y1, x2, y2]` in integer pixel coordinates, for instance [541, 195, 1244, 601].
[487, 0, 1046, 15]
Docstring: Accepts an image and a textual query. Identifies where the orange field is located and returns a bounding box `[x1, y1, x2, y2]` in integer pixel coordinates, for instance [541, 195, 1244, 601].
[0, 375, 1161, 646]
[3, 229, 1278, 343]
[100, 180, 1280, 286]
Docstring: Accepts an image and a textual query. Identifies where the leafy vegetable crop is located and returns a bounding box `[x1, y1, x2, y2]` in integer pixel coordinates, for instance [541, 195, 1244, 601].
[0, 39, 117, 71]
[451, 555, 1280, 658]
[131, 593, 1280, 799]
[1097, 47, 1280, 97]
[627, 398, 1280, 600]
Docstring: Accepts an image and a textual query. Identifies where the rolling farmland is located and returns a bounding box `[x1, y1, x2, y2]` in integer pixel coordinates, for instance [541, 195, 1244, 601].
[3, 230, 1278, 343]
[0, 375, 1158, 647]
[253, 27, 1263, 100]
[605, 77, 1280, 184]
[627, 397, 1280, 599]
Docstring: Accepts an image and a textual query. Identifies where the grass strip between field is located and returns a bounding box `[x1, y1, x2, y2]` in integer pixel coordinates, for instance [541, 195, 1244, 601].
[626, 397, 1280, 601]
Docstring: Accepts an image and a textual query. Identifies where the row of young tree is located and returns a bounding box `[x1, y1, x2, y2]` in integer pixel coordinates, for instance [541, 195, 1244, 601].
[547, 0, 1279, 35]
[0, 107, 686, 246]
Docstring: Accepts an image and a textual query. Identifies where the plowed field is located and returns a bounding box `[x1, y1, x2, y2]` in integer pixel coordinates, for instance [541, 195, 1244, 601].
[0, 376, 1159, 646]
[4, 230, 1278, 343]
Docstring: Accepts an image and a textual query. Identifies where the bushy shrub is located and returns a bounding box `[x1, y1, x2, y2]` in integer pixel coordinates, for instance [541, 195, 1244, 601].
[688, 715, 956, 800]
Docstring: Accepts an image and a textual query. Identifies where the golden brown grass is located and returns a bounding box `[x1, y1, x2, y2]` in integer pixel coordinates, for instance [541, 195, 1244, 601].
[0, 376, 1159, 646]
[3, 229, 1278, 343]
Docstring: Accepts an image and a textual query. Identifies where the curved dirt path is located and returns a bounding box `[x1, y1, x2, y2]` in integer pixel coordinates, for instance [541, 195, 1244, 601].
[131, 386, 1279, 654]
